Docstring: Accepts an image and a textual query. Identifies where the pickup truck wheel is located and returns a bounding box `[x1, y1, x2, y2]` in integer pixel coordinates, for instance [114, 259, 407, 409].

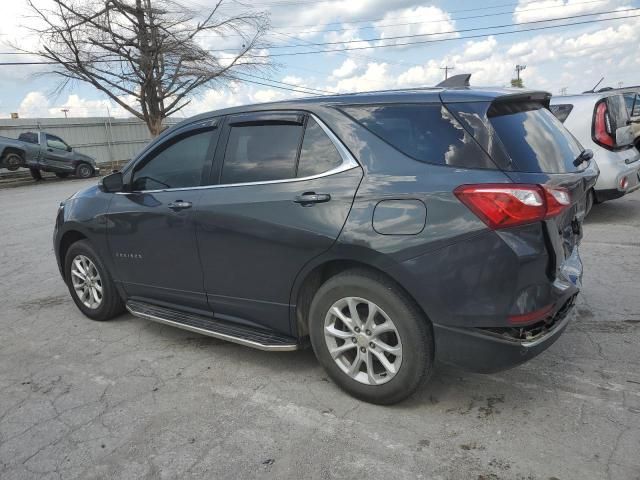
[309, 269, 433, 405]
[64, 240, 124, 321]
[55, 172, 70, 179]
[3, 153, 23, 171]
[76, 163, 94, 178]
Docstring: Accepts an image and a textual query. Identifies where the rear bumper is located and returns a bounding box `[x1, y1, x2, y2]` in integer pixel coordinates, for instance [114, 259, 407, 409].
[434, 294, 576, 373]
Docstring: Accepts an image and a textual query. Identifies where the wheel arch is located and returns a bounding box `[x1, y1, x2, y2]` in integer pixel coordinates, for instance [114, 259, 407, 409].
[291, 255, 432, 339]
[1, 146, 25, 159]
[58, 230, 88, 280]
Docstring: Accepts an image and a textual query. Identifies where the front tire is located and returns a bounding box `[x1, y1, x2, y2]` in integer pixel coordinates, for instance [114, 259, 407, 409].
[309, 269, 433, 405]
[64, 240, 124, 321]
[75, 163, 94, 178]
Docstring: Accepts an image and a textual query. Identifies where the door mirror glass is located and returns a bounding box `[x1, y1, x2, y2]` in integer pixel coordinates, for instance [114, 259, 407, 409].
[101, 171, 124, 193]
[67, 145, 72, 152]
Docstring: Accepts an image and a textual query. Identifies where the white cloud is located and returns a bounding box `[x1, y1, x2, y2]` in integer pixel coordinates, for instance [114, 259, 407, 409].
[329, 62, 391, 93]
[373, 6, 458, 46]
[513, 0, 628, 23]
[396, 60, 442, 87]
[332, 59, 359, 78]
[462, 36, 498, 61]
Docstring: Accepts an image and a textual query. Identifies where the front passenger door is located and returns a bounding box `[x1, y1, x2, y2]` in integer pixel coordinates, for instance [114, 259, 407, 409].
[43, 134, 75, 171]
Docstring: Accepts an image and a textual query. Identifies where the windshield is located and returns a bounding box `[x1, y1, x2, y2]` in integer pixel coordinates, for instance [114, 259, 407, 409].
[489, 103, 584, 173]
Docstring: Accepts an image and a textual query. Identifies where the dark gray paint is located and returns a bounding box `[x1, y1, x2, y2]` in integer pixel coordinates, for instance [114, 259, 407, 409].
[54, 86, 596, 372]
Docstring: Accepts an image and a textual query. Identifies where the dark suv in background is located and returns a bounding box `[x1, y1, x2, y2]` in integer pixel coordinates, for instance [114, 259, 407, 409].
[54, 83, 598, 404]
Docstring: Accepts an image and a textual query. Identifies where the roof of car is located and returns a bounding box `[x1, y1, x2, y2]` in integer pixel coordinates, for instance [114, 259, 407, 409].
[182, 86, 550, 126]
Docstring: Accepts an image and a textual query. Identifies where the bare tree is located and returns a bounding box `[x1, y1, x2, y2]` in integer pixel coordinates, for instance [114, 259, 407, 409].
[20, 0, 271, 135]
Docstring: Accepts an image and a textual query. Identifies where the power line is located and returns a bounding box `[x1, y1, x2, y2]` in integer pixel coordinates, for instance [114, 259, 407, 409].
[234, 72, 336, 94]
[258, 12, 640, 57]
[262, 7, 640, 50]
[267, 0, 608, 36]
[1, 12, 637, 64]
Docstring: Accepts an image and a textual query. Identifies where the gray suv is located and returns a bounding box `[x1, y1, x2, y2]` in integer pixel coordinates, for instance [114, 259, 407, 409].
[54, 85, 598, 404]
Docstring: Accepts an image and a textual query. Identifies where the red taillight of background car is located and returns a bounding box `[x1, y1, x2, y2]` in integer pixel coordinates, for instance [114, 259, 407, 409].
[593, 100, 615, 148]
[454, 184, 571, 229]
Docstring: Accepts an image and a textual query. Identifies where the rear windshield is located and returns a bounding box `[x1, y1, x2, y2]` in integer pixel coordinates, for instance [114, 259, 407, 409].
[549, 104, 573, 123]
[341, 104, 496, 169]
[606, 94, 631, 132]
[489, 103, 584, 173]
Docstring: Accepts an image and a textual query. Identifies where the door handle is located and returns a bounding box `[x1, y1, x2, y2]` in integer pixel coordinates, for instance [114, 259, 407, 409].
[167, 200, 192, 210]
[47, 148, 53, 152]
[294, 192, 331, 205]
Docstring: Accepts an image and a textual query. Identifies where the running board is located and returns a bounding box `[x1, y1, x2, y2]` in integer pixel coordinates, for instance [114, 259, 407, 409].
[126, 300, 299, 352]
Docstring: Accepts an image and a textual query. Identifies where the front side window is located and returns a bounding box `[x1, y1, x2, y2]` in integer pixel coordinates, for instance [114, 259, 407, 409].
[220, 124, 303, 184]
[131, 130, 213, 190]
[297, 118, 342, 177]
[46, 134, 68, 151]
[341, 104, 496, 169]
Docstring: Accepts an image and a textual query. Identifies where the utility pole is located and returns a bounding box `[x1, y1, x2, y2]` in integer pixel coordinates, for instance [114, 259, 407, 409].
[515, 64, 526, 81]
[60, 108, 69, 118]
[440, 65, 455, 80]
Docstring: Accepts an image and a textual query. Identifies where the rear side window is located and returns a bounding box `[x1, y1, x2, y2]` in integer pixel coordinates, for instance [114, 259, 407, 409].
[18, 132, 38, 144]
[220, 124, 303, 184]
[489, 103, 583, 173]
[297, 118, 342, 177]
[549, 104, 574, 123]
[341, 104, 496, 169]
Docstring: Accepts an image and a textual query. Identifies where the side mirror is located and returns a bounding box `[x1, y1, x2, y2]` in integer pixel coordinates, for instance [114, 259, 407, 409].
[101, 171, 123, 193]
[67, 145, 72, 152]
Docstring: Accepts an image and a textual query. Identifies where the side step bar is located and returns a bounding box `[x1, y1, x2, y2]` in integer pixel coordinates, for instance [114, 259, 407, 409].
[127, 300, 300, 352]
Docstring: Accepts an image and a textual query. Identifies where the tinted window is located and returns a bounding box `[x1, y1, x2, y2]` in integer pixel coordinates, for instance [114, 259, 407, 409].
[132, 130, 212, 190]
[606, 94, 631, 131]
[489, 104, 583, 173]
[549, 104, 574, 123]
[46, 134, 68, 150]
[342, 104, 496, 169]
[297, 118, 342, 177]
[220, 124, 303, 184]
[18, 132, 38, 144]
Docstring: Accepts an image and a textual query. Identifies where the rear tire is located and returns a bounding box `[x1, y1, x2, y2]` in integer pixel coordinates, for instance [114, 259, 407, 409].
[3, 153, 23, 171]
[64, 240, 124, 321]
[309, 268, 433, 405]
[75, 163, 94, 178]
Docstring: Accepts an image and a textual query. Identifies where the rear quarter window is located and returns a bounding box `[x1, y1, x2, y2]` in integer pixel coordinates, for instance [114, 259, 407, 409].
[489, 103, 584, 173]
[340, 104, 496, 169]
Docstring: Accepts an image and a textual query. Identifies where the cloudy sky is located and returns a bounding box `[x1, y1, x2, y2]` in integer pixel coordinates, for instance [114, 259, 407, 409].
[1, 0, 639, 119]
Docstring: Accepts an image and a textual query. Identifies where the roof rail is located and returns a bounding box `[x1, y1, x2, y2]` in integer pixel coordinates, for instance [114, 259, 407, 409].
[436, 73, 471, 88]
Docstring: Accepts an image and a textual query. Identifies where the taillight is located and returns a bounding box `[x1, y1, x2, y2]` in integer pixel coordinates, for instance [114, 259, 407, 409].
[593, 101, 615, 148]
[620, 176, 629, 190]
[454, 184, 571, 229]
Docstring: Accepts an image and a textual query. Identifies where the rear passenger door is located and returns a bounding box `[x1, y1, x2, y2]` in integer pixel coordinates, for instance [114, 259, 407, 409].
[195, 111, 362, 334]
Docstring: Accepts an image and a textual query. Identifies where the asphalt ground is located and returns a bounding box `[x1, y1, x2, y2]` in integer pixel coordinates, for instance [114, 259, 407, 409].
[0, 178, 638, 479]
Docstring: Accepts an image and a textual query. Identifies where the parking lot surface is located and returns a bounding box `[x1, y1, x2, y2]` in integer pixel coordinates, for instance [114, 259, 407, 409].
[0, 178, 639, 480]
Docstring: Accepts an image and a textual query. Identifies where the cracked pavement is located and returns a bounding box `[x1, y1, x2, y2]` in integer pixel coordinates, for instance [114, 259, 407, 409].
[0, 178, 639, 479]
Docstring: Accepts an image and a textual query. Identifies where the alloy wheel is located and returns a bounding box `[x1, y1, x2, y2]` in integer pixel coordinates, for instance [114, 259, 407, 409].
[323, 296, 402, 385]
[70, 254, 103, 309]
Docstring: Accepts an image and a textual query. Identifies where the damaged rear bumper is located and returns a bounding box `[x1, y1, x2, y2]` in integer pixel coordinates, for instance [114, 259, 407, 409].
[434, 293, 577, 373]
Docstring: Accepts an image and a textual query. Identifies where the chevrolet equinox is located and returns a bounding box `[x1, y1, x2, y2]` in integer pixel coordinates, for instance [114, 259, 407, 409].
[54, 84, 598, 404]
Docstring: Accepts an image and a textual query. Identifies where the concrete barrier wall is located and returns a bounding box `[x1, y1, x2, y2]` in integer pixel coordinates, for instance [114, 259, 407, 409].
[0, 117, 180, 166]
